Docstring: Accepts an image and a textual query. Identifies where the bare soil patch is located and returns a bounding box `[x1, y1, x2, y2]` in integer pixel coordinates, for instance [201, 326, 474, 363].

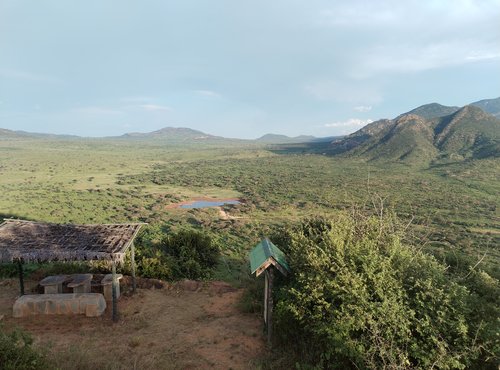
[0, 278, 264, 369]
[166, 197, 241, 209]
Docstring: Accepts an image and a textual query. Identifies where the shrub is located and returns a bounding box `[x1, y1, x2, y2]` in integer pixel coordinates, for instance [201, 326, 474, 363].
[0, 325, 50, 370]
[159, 229, 219, 279]
[127, 226, 220, 280]
[273, 212, 495, 369]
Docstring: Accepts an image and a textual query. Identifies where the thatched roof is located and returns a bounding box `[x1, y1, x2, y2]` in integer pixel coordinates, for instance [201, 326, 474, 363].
[0, 219, 144, 263]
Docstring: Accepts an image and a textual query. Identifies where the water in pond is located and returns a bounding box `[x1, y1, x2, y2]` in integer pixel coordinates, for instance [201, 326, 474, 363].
[180, 200, 241, 209]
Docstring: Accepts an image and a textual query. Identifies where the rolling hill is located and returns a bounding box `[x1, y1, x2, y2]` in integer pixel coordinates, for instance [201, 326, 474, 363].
[402, 103, 460, 119]
[119, 127, 227, 142]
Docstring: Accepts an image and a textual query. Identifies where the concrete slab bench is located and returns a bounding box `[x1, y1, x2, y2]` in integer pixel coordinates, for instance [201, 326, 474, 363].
[67, 274, 93, 293]
[101, 274, 123, 301]
[13, 293, 106, 318]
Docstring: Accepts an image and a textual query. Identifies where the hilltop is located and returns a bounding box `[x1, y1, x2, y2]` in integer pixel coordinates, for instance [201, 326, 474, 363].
[120, 127, 223, 141]
[400, 97, 500, 120]
[471, 97, 500, 118]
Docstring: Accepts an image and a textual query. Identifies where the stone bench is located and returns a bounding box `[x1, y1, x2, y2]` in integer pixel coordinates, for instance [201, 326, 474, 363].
[13, 293, 106, 318]
[67, 274, 93, 293]
[101, 274, 123, 301]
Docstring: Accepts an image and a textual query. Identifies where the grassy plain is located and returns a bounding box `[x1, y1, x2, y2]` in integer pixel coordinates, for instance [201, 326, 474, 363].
[0, 137, 499, 277]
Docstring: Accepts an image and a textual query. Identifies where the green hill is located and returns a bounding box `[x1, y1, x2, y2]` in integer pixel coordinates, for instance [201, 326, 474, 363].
[120, 127, 224, 141]
[434, 105, 500, 159]
[403, 102, 460, 119]
[332, 104, 500, 164]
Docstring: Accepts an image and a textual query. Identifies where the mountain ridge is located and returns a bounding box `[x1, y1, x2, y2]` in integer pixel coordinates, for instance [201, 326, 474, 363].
[1, 98, 499, 149]
[331, 103, 500, 164]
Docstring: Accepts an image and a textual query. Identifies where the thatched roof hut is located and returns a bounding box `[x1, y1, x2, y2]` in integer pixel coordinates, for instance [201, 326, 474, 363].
[0, 219, 144, 263]
[0, 219, 145, 321]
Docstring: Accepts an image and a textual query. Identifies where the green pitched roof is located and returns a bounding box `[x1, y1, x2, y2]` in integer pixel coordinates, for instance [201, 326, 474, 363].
[250, 238, 290, 275]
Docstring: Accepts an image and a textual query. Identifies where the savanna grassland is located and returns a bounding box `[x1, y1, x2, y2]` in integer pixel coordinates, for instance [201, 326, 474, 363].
[1, 137, 498, 277]
[1, 136, 500, 369]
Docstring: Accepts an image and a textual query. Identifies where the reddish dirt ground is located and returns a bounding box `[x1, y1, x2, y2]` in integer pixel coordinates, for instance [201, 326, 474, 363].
[165, 197, 241, 209]
[0, 278, 265, 369]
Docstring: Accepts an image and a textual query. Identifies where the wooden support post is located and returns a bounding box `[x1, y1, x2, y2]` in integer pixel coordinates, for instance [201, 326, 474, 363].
[264, 269, 268, 323]
[131, 242, 136, 294]
[112, 260, 118, 322]
[265, 267, 274, 346]
[17, 259, 25, 296]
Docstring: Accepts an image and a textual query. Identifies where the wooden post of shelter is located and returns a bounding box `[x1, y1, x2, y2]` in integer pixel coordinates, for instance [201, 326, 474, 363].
[249, 238, 290, 347]
[112, 259, 118, 322]
[264, 266, 275, 344]
[131, 242, 137, 294]
[17, 259, 25, 296]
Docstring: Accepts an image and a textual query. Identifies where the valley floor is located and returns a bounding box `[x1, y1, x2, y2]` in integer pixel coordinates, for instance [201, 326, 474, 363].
[0, 278, 264, 369]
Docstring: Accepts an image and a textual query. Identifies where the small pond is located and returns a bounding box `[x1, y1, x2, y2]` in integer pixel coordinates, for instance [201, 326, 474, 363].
[180, 200, 241, 209]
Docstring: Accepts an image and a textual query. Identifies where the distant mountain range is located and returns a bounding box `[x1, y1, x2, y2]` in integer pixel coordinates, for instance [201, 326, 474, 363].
[1, 98, 499, 161]
[0, 126, 232, 143]
[330, 97, 500, 164]
[0, 125, 334, 144]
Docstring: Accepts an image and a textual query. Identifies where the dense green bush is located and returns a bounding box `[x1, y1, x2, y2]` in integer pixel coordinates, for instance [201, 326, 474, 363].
[128, 226, 220, 280]
[0, 325, 50, 370]
[272, 213, 498, 369]
[160, 229, 219, 279]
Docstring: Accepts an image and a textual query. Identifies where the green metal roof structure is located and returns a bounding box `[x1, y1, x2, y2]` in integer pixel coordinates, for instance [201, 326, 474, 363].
[250, 238, 290, 277]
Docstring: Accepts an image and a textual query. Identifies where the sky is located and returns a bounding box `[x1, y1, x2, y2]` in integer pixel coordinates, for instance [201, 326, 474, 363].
[1, 0, 499, 139]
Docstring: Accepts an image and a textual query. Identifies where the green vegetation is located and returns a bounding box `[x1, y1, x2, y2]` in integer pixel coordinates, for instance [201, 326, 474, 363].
[0, 324, 50, 370]
[0, 138, 498, 275]
[129, 227, 220, 280]
[332, 105, 500, 164]
[272, 214, 498, 369]
[0, 131, 498, 368]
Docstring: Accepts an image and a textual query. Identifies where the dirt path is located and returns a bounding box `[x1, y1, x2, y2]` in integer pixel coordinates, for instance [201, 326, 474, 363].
[0, 279, 264, 369]
[218, 208, 244, 220]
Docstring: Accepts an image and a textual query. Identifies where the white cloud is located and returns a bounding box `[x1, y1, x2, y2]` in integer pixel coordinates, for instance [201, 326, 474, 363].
[325, 118, 373, 128]
[194, 90, 221, 98]
[138, 104, 172, 112]
[354, 41, 500, 77]
[354, 105, 372, 112]
[317, 0, 500, 29]
[465, 51, 500, 61]
[314, 1, 500, 78]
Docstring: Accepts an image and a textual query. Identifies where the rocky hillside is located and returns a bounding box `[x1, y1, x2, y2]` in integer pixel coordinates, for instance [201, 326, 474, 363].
[331, 104, 500, 164]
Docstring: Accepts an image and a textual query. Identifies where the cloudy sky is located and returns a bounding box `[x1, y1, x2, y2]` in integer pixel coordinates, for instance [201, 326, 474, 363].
[1, 0, 499, 138]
